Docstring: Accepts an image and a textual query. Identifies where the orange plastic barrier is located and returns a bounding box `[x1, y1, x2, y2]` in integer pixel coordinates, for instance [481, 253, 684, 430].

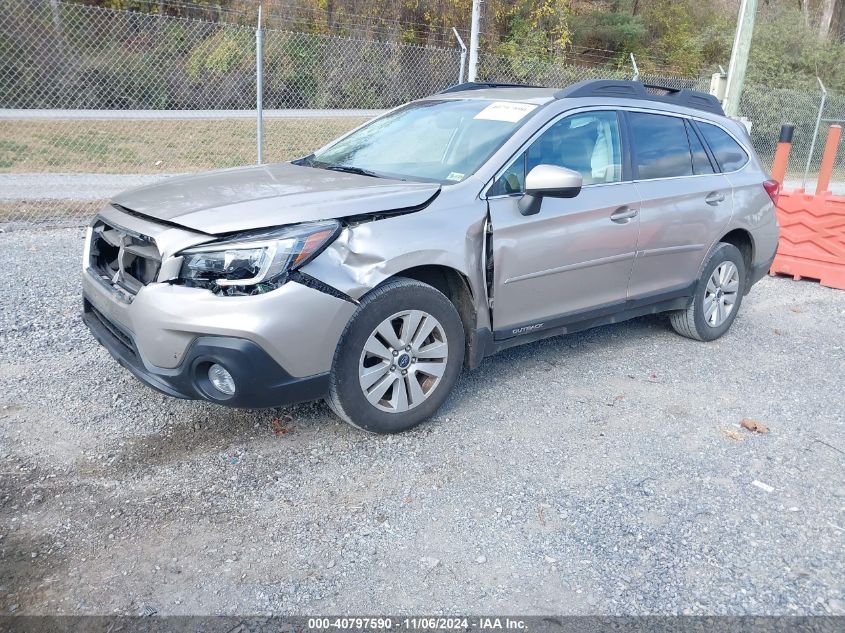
[769, 189, 845, 289]
[769, 124, 845, 290]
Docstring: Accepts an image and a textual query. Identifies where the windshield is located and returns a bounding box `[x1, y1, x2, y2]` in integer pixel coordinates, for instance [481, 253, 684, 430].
[303, 99, 538, 184]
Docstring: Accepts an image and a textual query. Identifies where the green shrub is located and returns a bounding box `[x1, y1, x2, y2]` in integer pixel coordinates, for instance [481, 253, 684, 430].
[186, 28, 253, 82]
[747, 6, 845, 92]
[570, 11, 646, 53]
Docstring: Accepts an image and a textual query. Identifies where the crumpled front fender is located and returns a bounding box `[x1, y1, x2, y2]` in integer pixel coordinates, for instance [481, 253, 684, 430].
[299, 200, 490, 330]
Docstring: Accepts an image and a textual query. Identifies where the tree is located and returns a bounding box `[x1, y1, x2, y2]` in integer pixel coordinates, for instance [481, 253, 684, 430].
[799, 0, 810, 27]
[819, 0, 838, 39]
[817, 0, 845, 39]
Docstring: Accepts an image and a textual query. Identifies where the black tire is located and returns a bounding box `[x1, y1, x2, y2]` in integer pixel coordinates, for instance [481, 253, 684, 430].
[669, 242, 746, 342]
[326, 277, 465, 434]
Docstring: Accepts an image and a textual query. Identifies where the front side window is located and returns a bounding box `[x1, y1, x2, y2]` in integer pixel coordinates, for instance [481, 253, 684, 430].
[304, 99, 538, 184]
[697, 121, 749, 172]
[490, 110, 623, 195]
[630, 112, 693, 180]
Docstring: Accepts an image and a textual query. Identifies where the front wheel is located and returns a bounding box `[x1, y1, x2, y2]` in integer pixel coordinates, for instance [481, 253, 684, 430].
[669, 242, 746, 342]
[327, 278, 465, 433]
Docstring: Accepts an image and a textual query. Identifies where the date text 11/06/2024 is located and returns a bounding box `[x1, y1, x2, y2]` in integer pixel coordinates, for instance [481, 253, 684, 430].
[307, 618, 528, 630]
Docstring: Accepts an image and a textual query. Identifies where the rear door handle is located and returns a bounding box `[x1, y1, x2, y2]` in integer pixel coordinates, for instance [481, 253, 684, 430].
[610, 206, 639, 223]
[705, 192, 726, 206]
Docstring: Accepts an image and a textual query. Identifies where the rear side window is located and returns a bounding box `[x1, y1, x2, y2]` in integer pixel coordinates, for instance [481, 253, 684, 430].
[629, 112, 693, 179]
[697, 122, 749, 172]
[685, 119, 715, 175]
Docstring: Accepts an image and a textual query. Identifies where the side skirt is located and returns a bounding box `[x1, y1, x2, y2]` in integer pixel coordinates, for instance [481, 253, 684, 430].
[477, 285, 695, 359]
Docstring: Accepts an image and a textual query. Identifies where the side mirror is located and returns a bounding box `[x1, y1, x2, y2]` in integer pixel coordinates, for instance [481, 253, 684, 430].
[518, 165, 583, 216]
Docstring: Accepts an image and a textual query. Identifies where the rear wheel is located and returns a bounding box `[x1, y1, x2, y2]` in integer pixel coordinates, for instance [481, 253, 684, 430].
[669, 242, 746, 342]
[327, 278, 465, 433]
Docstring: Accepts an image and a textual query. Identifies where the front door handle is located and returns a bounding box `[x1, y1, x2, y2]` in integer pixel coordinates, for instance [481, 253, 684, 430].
[610, 206, 639, 223]
[705, 191, 726, 206]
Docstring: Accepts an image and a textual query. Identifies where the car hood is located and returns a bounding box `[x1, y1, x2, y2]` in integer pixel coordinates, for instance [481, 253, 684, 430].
[111, 162, 441, 234]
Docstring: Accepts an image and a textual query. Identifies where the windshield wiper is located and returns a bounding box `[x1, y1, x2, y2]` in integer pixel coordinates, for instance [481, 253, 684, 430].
[296, 157, 401, 180]
[322, 164, 383, 178]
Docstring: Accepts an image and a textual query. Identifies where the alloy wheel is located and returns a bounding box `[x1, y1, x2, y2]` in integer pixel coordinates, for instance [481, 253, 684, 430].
[703, 261, 740, 327]
[358, 310, 449, 413]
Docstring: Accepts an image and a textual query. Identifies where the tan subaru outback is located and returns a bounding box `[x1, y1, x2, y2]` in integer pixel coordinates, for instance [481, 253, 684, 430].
[82, 80, 780, 433]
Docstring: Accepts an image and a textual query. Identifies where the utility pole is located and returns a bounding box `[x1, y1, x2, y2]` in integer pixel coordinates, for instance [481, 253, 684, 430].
[467, 0, 481, 82]
[722, 0, 758, 117]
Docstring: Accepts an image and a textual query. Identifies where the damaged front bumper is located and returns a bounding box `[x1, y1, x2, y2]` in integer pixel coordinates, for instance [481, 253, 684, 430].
[82, 252, 357, 409]
[81, 205, 359, 408]
[83, 298, 329, 407]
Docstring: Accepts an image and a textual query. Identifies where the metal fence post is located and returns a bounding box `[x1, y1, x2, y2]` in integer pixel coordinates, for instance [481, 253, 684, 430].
[452, 28, 467, 84]
[467, 0, 480, 82]
[255, 4, 264, 165]
[802, 77, 827, 189]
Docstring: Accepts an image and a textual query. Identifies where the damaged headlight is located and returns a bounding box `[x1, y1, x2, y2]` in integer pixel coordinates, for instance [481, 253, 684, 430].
[177, 220, 340, 295]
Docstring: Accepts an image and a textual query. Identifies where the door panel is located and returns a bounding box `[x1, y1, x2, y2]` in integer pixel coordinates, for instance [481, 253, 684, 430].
[628, 175, 733, 299]
[489, 184, 641, 336]
[624, 110, 734, 300]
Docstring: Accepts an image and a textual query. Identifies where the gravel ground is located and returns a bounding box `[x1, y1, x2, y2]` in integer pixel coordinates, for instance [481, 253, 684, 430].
[0, 174, 171, 201]
[0, 226, 843, 616]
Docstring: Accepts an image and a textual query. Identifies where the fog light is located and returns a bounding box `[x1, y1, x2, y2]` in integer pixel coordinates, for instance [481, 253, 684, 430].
[208, 363, 236, 396]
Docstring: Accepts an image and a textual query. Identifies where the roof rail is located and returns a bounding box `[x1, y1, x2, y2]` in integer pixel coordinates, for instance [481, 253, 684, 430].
[437, 81, 543, 94]
[555, 80, 724, 116]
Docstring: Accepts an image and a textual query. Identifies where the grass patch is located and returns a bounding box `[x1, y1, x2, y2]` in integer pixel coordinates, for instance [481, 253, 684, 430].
[0, 117, 368, 174]
[47, 132, 113, 159]
[0, 139, 30, 169]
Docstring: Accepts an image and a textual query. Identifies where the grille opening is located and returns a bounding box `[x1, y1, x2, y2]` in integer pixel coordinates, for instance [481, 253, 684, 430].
[90, 229, 120, 282]
[89, 220, 161, 294]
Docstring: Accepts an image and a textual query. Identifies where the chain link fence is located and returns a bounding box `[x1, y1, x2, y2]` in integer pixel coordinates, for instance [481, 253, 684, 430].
[737, 84, 845, 187]
[0, 0, 459, 223]
[1, 0, 843, 226]
[477, 52, 711, 93]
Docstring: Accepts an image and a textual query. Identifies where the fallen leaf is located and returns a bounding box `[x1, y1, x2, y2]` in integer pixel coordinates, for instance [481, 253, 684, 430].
[773, 328, 782, 335]
[271, 415, 293, 436]
[741, 418, 770, 434]
[790, 306, 803, 313]
[722, 428, 745, 442]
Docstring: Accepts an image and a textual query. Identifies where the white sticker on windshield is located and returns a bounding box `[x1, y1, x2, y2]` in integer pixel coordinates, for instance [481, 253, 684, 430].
[473, 101, 537, 123]
[446, 172, 464, 181]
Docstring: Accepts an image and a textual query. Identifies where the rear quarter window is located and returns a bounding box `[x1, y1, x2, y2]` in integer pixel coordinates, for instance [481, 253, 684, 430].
[697, 122, 749, 172]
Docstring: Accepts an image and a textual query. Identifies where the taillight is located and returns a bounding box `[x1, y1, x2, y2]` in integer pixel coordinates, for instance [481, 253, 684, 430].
[763, 179, 780, 206]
